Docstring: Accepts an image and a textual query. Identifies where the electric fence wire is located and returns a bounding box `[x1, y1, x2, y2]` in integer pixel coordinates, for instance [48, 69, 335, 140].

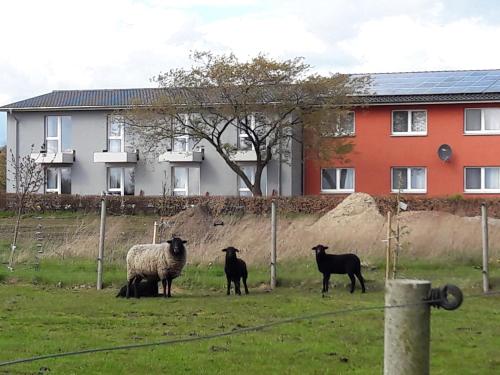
[0, 290, 499, 368]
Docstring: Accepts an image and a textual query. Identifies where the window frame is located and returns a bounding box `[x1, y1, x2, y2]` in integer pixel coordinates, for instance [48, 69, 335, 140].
[172, 167, 188, 196]
[45, 115, 72, 153]
[464, 108, 500, 135]
[320, 168, 355, 194]
[391, 167, 427, 193]
[108, 116, 125, 153]
[391, 110, 428, 136]
[107, 167, 135, 196]
[45, 167, 71, 194]
[464, 166, 500, 193]
[237, 164, 268, 196]
[172, 114, 192, 152]
[171, 167, 200, 196]
[321, 111, 356, 137]
[237, 114, 256, 151]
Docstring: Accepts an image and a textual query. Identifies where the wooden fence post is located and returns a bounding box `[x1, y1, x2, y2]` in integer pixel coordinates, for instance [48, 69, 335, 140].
[270, 200, 277, 289]
[481, 203, 490, 293]
[97, 192, 107, 290]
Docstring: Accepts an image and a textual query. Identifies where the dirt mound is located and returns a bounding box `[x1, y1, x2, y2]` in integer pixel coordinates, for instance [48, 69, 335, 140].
[162, 205, 215, 244]
[307, 193, 385, 256]
[324, 192, 381, 218]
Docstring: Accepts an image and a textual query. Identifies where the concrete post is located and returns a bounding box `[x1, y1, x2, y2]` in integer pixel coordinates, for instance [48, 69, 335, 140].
[384, 279, 431, 375]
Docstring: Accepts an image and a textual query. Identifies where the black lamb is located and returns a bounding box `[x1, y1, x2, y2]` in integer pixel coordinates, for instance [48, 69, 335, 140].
[116, 277, 159, 298]
[312, 244, 366, 294]
[222, 247, 249, 295]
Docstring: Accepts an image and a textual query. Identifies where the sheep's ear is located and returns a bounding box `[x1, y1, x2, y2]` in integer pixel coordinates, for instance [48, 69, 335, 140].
[222, 248, 227, 252]
[235, 248, 239, 252]
[311, 246, 317, 251]
[167, 240, 172, 244]
[182, 240, 187, 244]
[324, 246, 329, 250]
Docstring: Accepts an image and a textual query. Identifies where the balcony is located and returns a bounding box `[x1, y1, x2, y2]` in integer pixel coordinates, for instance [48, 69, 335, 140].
[30, 151, 75, 164]
[232, 150, 258, 162]
[158, 150, 204, 163]
[93, 151, 138, 163]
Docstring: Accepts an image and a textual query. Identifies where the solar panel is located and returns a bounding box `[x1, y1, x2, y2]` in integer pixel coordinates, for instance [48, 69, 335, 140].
[366, 69, 500, 95]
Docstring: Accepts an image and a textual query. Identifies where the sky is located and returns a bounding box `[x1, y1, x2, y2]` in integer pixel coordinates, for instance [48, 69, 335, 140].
[2, 0, 500, 146]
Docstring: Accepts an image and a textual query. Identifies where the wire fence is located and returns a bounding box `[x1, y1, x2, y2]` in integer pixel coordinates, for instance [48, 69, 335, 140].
[0, 290, 498, 368]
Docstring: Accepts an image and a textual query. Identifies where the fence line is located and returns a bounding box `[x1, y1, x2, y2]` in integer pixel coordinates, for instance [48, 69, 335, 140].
[1, 290, 499, 368]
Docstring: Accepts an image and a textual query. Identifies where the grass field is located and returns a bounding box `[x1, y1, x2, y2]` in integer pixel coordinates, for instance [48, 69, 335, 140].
[0, 259, 499, 374]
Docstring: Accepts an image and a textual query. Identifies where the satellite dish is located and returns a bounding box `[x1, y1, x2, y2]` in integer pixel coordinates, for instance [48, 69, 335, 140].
[438, 144, 452, 161]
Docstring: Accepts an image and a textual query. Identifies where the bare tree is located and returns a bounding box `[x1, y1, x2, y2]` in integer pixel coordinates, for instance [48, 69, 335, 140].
[7, 145, 45, 270]
[125, 52, 369, 196]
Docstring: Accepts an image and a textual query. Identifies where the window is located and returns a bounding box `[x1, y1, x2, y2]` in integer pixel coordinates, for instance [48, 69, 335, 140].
[46, 167, 71, 194]
[392, 167, 426, 193]
[108, 167, 135, 195]
[172, 167, 200, 196]
[238, 165, 256, 196]
[237, 114, 255, 151]
[465, 167, 500, 192]
[237, 165, 267, 196]
[320, 168, 354, 193]
[45, 116, 72, 153]
[321, 112, 355, 137]
[108, 116, 125, 152]
[392, 110, 427, 135]
[172, 114, 194, 152]
[465, 108, 500, 133]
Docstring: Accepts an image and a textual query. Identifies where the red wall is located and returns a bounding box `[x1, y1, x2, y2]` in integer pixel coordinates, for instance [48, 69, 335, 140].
[304, 103, 500, 197]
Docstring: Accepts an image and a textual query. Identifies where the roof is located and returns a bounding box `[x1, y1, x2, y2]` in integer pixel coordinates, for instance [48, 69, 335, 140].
[3, 69, 500, 111]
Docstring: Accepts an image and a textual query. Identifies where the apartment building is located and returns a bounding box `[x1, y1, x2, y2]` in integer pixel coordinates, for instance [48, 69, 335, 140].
[305, 69, 500, 197]
[1, 89, 302, 196]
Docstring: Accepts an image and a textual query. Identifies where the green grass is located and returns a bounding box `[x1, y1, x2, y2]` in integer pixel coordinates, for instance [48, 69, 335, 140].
[0, 260, 499, 374]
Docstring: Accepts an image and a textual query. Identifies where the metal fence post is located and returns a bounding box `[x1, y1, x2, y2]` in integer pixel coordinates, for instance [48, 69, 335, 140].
[384, 279, 431, 375]
[97, 192, 107, 290]
[270, 200, 277, 289]
[481, 203, 490, 293]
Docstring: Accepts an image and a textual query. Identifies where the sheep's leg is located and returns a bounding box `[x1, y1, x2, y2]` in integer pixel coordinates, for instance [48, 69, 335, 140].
[348, 273, 356, 293]
[235, 279, 241, 295]
[322, 273, 330, 293]
[243, 277, 249, 295]
[126, 278, 134, 299]
[167, 278, 172, 298]
[161, 279, 167, 298]
[226, 276, 231, 295]
[356, 271, 366, 293]
[133, 277, 141, 298]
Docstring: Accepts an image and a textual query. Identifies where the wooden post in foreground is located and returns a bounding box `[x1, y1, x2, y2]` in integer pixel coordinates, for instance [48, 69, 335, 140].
[481, 203, 490, 293]
[270, 200, 277, 289]
[97, 192, 107, 290]
[384, 279, 431, 375]
[385, 211, 392, 281]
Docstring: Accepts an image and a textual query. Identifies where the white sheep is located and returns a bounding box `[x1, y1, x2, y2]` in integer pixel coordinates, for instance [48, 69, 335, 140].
[126, 237, 187, 298]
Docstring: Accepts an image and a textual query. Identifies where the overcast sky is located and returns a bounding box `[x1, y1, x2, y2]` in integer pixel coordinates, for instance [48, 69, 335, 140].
[2, 0, 500, 146]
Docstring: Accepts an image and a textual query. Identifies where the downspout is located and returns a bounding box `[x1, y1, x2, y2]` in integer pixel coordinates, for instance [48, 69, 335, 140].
[9, 109, 20, 193]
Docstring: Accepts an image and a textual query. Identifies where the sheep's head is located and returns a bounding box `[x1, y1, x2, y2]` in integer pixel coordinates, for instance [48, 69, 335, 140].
[312, 244, 328, 255]
[222, 246, 239, 259]
[167, 237, 187, 256]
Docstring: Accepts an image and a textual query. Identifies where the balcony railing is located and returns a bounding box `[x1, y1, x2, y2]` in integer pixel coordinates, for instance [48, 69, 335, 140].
[30, 151, 75, 164]
[93, 151, 138, 163]
[158, 150, 204, 163]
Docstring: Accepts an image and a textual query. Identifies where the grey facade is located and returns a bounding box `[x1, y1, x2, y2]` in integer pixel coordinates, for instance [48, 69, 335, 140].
[2, 91, 302, 197]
